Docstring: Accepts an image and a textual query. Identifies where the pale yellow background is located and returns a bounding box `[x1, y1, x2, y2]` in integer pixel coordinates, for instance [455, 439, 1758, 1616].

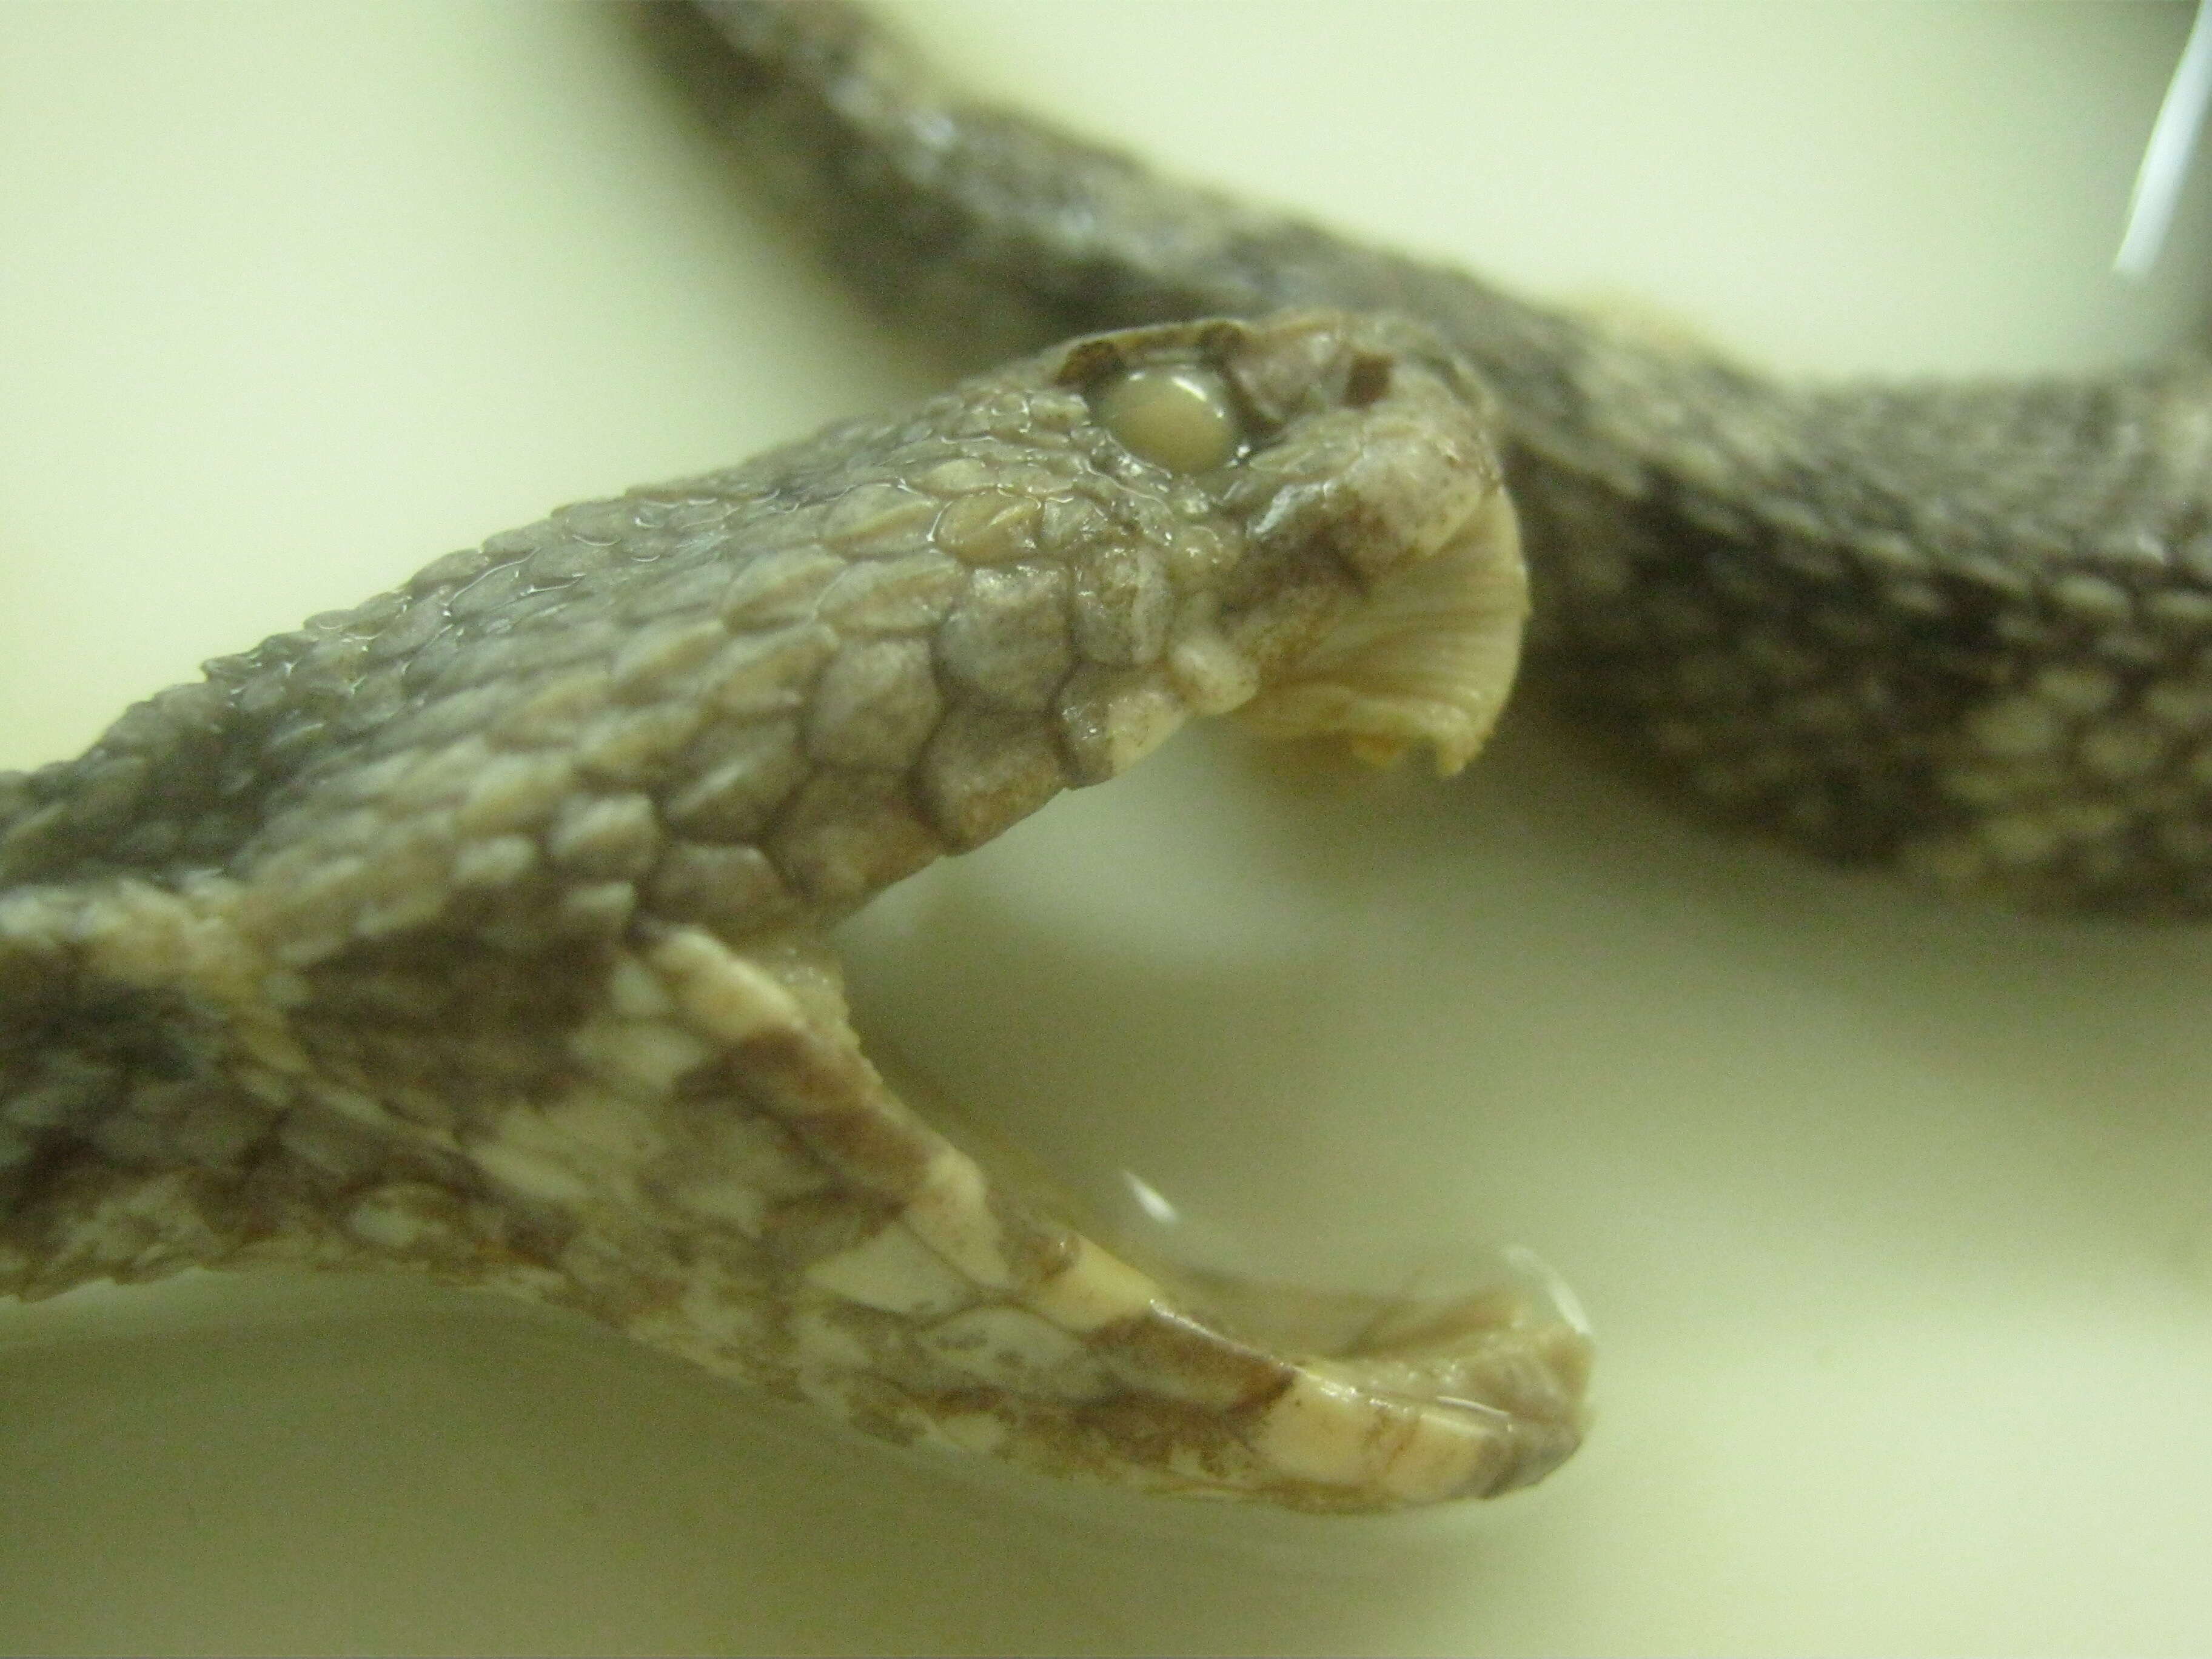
[2, 5, 2209, 1654]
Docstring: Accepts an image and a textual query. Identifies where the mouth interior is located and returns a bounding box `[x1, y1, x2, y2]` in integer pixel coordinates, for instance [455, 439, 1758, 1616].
[1232, 489, 1527, 775]
[859, 1024, 1590, 1465]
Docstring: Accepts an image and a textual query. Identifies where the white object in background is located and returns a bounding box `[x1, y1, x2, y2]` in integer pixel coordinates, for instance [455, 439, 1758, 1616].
[2117, 0, 2212, 276]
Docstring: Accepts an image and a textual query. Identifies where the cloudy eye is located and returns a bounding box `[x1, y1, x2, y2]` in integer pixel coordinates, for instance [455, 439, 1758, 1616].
[1093, 364, 1241, 474]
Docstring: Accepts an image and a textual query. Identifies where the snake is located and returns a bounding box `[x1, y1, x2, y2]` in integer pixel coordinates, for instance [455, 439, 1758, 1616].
[0, 308, 1584, 1512]
[0, 3, 2202, 1515]
[685, 0, 2212, 916]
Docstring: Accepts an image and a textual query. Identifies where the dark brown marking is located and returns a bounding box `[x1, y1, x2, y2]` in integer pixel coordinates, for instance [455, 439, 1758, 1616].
[1344, 352, 1393, 409]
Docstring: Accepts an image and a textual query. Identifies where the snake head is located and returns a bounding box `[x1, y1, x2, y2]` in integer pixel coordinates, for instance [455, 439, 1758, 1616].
[1, 307, 1572, 1513]
[1047, 310, 1526, 783]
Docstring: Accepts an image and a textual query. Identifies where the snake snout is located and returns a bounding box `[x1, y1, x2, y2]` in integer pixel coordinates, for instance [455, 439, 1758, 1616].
[1222, 318, 1530, 775]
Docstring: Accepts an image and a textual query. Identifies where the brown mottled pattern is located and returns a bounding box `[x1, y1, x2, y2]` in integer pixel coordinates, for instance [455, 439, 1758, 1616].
[684, 0, 2212, 913]
[0, 312, 1575, 1510]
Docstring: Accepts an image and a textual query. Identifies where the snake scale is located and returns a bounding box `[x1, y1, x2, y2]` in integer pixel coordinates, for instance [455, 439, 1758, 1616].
[0, 3, 2203, 1512]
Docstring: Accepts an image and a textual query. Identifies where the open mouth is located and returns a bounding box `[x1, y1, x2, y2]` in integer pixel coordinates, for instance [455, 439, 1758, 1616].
[859, 1027, 1595, 1507]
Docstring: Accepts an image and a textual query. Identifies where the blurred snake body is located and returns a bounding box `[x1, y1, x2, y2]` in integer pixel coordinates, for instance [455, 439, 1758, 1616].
[5, 2, 2208, 1515]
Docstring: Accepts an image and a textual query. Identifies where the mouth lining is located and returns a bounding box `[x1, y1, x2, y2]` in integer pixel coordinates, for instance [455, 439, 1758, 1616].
[1232, 488, 1529, 775]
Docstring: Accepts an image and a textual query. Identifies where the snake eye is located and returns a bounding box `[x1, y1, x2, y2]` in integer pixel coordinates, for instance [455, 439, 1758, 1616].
[1092, 364, 1241, 474]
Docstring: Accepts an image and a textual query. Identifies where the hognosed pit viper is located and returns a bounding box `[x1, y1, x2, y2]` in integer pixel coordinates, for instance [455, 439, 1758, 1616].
[1, 2, 2204, 1511]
